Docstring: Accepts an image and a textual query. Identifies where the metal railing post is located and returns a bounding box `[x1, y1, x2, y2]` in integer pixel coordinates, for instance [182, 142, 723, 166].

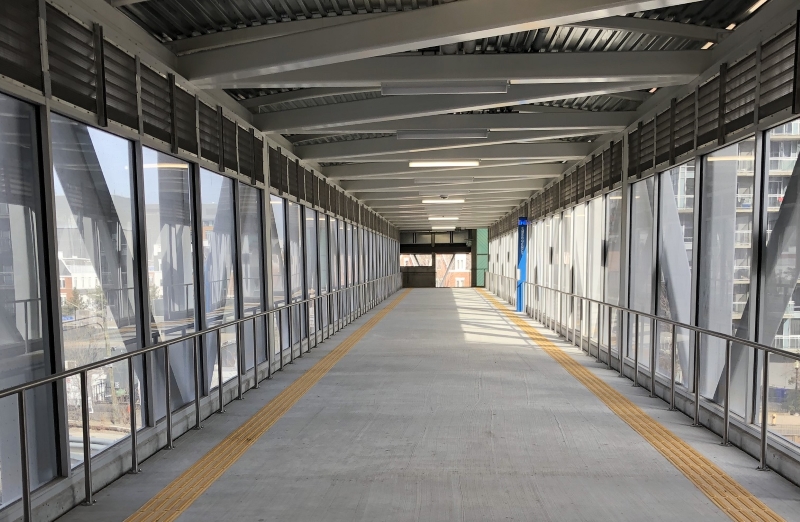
[253, 319, 260, 389]
[618, 309, 625, 378]
[164, 345, 174, 449]
[669, 323, 676, 411]
[759, 349, 770, 470]
[18, 390, 32, 521]
[722, 339, 732, 446]
[81, 371, 95, 504]
[587, 302, 592, 358]
[650, 318, 657, 398]
[237, 322, 245, 397]
[128, 358, 139, 473]
[692, 330, 701, 426]
[633, 314, 639, 387]
[217, 332, 225, 413]
[607, 304, 612, 370]
[193, 337, 202, 429]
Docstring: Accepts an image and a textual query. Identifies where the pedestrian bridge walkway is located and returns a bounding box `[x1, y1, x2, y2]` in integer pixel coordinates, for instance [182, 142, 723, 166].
[61, 289, 800, 522]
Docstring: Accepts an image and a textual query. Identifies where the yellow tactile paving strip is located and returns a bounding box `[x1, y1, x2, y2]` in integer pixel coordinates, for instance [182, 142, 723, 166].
[479, 289, 783, 522]
[125, 289, 411, 522]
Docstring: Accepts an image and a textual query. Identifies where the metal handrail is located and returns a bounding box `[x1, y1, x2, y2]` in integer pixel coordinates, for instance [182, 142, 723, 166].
[485, 272, 782, 474]
[7, 272, 402, 521]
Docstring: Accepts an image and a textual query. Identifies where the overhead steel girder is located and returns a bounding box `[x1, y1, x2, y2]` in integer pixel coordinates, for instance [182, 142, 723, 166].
[356, 189, 540, 201]
[239, 87, 379, 109]
[330, 143, 594, 162]
[286, 111, 635, 134]
[180, 0, 702, 86]
[214, 50, 708, 89]
[326, 163, 567, 181]
[340, 178, 550, 192]
[255, 82, 659, 132]
[569, 15, 730, 42]
[297, 130, 612, 161]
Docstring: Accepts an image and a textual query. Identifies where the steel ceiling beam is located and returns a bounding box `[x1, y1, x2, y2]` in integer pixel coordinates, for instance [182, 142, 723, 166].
[211, 50, 707, 89]
[297, 130, 608, 161]
[239, 87, 379, 109]
[569, 15, 730, 42]
[255, 82, 659, 132]
[287, 111, 634, 134]
[340, 177, 550, 192]
[331, 143, 593, 162]
[356, 189, 538, 202]
[327, 163, 567, 180]
[180, 0, 702, 86]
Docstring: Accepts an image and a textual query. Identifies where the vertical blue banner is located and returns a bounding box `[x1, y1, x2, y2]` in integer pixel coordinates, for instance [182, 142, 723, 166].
[517, 217, 528, 312]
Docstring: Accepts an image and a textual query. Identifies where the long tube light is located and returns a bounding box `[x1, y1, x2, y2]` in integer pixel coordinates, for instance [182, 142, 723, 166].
[429, 217, 459, 221]
[409, 161, 479, 168]
[397, 129, 489, 140]
[382, 81, 509, 96]
[431, 226, 456, 230]
[422, 199, 466, 204]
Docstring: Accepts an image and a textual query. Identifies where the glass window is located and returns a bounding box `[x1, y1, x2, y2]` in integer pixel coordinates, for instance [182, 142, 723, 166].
[346, 223, 354, 287]
[200, 169, 237, 386]
[573, 205, 586, 340]
[287, 202, 304, 344]
[762, 120, 800, 441]
[697, 139, 755, 416]
[142, 149, 196, 418]
[0, 93, 57, 503]
[305, 208, 318, 336]
[239, 183, 266, 367]
[318, 213, 329, 327]
[269, 195, 289, 352]
[51, 114, 142, 458]
[588, 197, 606, 342]
[657, 163, 695, 385]
[628, 179, 656, 367]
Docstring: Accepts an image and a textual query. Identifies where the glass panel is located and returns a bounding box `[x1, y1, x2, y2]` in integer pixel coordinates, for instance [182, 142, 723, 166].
[698, 138, 756, 416]
[287, 202, 304, 345]
[305, 208, 318, 336]
[0, 94, 57, 503]
[400, 254, 433, 266]
[657, 163, 695, 385]
[346, 223, 354, 287]
[762, 119, 800, 441]
[588, 197, 606, 342]
[51, 114, 141, 459]
[201, 169, 237, 388]
[142, 149, 195, 418]
[239, 183, 265, 367]
[329, 217, 339, 322]
[628, 179, 655, 368]
[562, 209, 572, 334]
[269, 196, 288, 353]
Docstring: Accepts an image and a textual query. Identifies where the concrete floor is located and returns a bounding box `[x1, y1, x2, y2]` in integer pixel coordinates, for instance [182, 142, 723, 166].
[60, 289, 800, 522]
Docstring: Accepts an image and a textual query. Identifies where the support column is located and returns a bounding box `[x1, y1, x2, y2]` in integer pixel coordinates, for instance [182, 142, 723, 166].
[517, 217, 528, 312]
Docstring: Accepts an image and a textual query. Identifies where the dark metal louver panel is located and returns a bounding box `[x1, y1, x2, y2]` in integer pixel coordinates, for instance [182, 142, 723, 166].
[140, 65, 171, 143]
[697, 75, 720, 147]
[724, 51, 756, 135]
[103, 40, 137, 129]
[305, 169, 315, 206]
[254, 137, 264, 184]
[627, 128, 639, 176]
[287, 158, 299, 198]
[759, 25, 796, 119]
[47, 5, 96, 113]
[298, 167, 307, 202]
[175, 87, 197, 154]
[655, 108, 670, 166]
[674, 93, 695, 158]
[591, 154, 602, 195]
[638, 119, 654, 173]
[0, 2, 42, 90]
[610, 140, 623, 187]
[602, 147, 612, 190]
[268, 147, 283, 191]
[238, 127, 253, 177]
[222, 117, 237, 171]
[576, 163, 586, 201]
[199, 102, 220, 164]
[318, 179, 328, 210]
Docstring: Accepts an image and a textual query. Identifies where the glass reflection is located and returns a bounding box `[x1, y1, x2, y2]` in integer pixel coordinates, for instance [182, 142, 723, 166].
[628, 179, 655, 368]
[239, 183, 265, 368]
[269, 195, 289, 353]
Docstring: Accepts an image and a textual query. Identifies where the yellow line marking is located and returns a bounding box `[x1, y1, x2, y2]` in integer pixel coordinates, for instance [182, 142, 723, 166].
[479, 289, 784, 522]
[126, 290, 411, 522]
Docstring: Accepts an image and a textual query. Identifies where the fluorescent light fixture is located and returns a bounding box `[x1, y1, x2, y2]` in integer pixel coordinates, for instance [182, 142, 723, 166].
[747, 0, 768, 14]
[382, 81, 509, 96]
[701, 41, 714, 50]
[707, 155, 755, 162]
[726, 23, 736, 30]
[143, 163, 189, 169]
[409, 161, 480, 168]
[397, 129, 489, 140]
[422, 199, 466, 204]
[431, 226, 456, 230]
[429, 217, 459, 221]
[648, 87, 658, 94]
